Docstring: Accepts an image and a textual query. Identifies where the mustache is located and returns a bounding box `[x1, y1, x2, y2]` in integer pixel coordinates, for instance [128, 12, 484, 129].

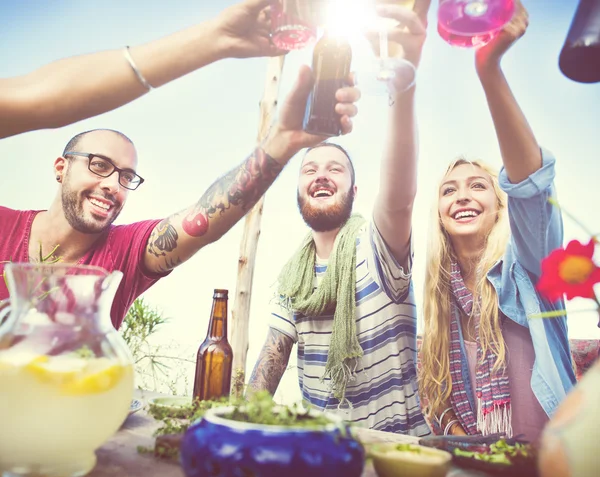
[88, 190, 118, 204]
[308, 180, 336, 195]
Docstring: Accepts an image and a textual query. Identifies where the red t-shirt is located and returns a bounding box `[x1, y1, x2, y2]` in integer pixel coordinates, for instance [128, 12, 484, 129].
[0, 206, 169, 329]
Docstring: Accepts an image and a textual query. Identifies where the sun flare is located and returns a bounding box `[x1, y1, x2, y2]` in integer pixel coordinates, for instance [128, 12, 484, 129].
[324, 0, 381, 41]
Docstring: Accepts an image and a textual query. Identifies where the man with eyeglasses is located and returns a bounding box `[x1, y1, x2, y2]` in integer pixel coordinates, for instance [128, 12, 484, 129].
[0, 65, 360, 329]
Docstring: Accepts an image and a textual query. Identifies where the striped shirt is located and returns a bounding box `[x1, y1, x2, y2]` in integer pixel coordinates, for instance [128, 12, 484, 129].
[269, 221, 430, 436]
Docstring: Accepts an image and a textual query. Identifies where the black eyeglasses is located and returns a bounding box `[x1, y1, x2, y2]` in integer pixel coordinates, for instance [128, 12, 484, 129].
[64, 152, 145, 190]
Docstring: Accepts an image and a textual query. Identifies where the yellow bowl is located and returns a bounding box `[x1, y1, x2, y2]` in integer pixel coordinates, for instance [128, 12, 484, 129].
[369, 442, 452, 477]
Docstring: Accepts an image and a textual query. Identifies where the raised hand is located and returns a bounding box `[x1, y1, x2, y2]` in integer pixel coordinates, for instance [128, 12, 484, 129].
[368, 0, 431, 68]
[263, 65, 361, 160]
[213, 0, 287, 59]
[475, 0, 529, 72]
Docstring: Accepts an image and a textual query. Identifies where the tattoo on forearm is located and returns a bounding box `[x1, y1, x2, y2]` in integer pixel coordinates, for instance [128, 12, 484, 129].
[147, 219, 179, 258]
[182, 148, 282, 237]
[155, 256, 182, 273]
[248, 328, 293, 396]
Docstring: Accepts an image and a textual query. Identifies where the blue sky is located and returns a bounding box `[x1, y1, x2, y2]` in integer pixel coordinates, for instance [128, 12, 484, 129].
[1, 0, 599, 398]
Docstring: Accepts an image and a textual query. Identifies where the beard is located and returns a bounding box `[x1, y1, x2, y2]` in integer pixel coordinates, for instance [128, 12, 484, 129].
[297, 188, 354, 232]
[61, 174, 122, 234]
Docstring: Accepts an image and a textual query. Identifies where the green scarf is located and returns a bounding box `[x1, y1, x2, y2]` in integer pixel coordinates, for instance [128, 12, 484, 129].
[277, 214, 366, 405]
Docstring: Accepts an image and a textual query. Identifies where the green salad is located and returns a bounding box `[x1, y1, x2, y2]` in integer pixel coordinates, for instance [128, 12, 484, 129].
[453, 439, 531, 465]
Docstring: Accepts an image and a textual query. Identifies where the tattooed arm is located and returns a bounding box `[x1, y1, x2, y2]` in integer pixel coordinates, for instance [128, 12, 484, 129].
[145, 146, 285, 273]
[247, 328, 294, 395]
[143, 65, 361, 274]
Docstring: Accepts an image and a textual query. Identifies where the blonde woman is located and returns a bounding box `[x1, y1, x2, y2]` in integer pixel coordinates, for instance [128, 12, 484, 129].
[419, 1, 576, 442]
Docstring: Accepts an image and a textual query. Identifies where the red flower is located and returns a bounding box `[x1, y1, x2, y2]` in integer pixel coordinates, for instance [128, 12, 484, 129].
[537, 239, 600, 301]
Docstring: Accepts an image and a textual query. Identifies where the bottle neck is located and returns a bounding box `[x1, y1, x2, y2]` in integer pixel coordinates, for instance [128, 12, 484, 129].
[207, 298, 228, 340]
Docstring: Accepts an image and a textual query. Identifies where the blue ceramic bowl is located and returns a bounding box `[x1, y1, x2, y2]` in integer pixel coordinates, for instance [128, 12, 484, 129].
[180, 406, 365, 477]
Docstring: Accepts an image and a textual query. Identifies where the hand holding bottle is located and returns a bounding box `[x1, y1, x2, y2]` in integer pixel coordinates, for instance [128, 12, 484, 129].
[262, 65, 360, 162]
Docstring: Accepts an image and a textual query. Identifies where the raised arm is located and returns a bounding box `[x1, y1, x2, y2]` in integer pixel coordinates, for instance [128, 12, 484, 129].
[247, 328, 294, 395]
[0, 0, 284, 139]
[372, 0, 430, 266]
[475, 0, 541, 183]
[143, 66, 360, 274]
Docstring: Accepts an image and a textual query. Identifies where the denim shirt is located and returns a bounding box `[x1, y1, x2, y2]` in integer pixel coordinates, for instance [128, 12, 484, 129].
[457, 148, 576, 419]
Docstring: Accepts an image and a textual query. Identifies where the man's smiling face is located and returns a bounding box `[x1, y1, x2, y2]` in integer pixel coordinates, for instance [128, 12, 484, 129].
[59, 130, 138, 234]
[297, 145, 356, 232]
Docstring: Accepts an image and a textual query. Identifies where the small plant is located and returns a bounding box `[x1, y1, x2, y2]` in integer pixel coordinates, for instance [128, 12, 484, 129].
[224, 391, 333, 428]
[141, 391, 346, 460]
[119, 298, 195, 394]
[231, 368, 245, 399]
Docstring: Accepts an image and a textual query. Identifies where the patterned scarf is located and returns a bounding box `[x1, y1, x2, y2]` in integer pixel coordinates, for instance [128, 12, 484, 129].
[448, 260, 512, 437]
[277, 214, 366, 406]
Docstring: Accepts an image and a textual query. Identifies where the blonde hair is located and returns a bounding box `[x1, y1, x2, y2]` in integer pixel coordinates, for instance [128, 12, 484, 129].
[419, 158, 510, 422]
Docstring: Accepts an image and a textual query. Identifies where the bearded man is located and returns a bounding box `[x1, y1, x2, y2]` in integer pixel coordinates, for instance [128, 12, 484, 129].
[248, 136, 428, 436]
[246, 0, 432, 439]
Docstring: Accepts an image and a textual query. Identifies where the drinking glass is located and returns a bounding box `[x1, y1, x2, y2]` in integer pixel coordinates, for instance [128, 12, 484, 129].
[270, 0, 320, 50]
[437, 0, 515, 48]
[360, 0, 418, 97]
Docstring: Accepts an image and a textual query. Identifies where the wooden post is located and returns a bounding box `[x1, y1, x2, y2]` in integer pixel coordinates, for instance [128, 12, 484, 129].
[230, 55, 286, 397]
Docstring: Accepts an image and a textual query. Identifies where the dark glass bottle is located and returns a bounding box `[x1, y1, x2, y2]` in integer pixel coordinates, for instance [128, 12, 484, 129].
[559, 0, 600, 83]
[192, 289, 233, 402]
[303, 31, 352, 137]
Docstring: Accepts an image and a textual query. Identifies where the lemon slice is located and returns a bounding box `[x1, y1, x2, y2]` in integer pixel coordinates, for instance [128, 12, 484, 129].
[25, 355, 87, 385]
[62, 358, 127, 395]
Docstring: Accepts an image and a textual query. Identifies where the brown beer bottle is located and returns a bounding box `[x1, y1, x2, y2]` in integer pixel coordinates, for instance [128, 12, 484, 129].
[303, 30, 352, 137]
[192, 289, 233, 402]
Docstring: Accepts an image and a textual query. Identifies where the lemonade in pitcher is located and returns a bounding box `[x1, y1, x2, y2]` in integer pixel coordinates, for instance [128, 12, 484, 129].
[0, 352, 133, 475]
[0, 263, 134, 477]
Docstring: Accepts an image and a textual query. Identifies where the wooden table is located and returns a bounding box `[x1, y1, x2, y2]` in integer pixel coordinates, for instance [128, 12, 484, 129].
[91, 390, 183, 477]
[90, 391, 487, 477]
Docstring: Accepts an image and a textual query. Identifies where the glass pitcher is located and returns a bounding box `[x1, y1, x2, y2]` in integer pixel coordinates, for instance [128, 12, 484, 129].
[0, 263, 134, 477]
